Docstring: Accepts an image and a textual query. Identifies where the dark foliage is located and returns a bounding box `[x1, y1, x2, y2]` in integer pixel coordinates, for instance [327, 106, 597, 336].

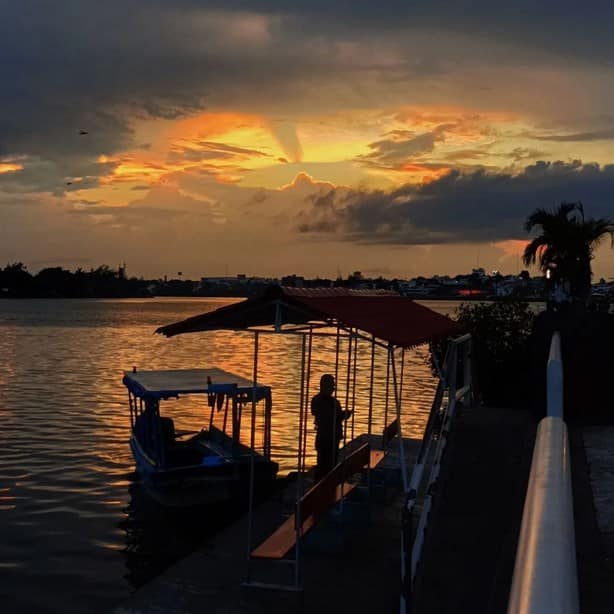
[529, 308, 614, 422]
[523, 202, 614, 303]
[0, 263, 153, 298]
[454, 301, 536, 407]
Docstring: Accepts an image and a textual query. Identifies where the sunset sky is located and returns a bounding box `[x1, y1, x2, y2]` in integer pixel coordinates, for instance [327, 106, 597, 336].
[2, 1, 614, 280]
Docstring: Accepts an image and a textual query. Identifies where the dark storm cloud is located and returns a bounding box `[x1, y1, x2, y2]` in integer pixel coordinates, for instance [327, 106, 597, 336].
[3, 1, 614, 192]
[174, 1, 614, 63]
[0, 157, 120, 195]
[297, 160, 614, 244]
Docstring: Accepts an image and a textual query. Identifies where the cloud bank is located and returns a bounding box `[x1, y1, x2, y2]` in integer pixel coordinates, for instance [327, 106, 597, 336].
[297, 161, 614, 244]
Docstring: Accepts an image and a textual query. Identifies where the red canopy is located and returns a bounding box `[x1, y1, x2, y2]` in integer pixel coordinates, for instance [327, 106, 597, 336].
[156, 285, 461, 348]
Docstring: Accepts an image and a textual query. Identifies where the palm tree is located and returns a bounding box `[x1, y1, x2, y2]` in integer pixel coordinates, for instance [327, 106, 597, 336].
[523, 202, 614, 302]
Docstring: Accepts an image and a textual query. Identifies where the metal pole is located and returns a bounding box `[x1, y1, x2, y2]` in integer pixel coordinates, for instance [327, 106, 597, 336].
[295, 336, 307, 591]
[463, 337, 473, 407]
[246, 331, 259, 585]
[384, 349, 391, 431]
[264, 392, 272, 458]
[394, 345, 408, 614]
[334, 325, 340, 390]
[399, 348, 405, 405]
[251, 332, 259, 451]
[390, 345, 408, 492]
[351, 329, 358, 441]
[222, 397, 229, 434]
[297, 335, 307, 491]
[368, 335, 375, 437]
[302, 327, 313, 473]
[334, 325, 341, 455]
[343, 329, 352, 453]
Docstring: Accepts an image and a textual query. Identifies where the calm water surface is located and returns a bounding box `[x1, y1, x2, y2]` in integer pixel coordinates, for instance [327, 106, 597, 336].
[0, 297, 459, 613]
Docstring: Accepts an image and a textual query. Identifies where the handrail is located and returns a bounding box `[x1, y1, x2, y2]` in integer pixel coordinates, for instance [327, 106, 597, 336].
[507, 331, 578, 614]
[507, 418, 578, 614]
[547, 331, 563, 418]
[402, 333, 473, 613]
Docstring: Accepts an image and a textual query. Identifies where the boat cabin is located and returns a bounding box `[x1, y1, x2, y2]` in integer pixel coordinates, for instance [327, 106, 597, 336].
[123, 367, 278, 506]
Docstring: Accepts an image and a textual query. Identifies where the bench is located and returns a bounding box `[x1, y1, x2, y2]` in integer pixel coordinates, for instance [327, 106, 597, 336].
[251, 442, 376, 560]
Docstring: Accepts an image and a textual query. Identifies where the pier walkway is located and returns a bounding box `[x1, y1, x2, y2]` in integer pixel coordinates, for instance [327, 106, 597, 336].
[410, 406, 537, 613]
[411, 405, 613, 614]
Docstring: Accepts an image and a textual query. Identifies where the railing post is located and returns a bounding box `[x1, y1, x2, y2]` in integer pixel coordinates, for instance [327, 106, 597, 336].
[547, 331, 563, 418]
[462, 337, 473, 406]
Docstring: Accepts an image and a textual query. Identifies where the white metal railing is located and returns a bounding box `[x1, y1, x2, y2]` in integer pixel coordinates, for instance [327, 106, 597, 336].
[546, 331, 563, 418]
[507, 331, 579, 614]
[401, 333, 473, 613]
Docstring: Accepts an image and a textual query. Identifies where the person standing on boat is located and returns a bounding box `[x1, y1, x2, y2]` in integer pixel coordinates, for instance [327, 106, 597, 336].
[311, 374, 352, 480]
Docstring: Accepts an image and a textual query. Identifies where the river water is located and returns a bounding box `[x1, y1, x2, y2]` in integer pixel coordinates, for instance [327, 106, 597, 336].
[0, 297, 459, 613]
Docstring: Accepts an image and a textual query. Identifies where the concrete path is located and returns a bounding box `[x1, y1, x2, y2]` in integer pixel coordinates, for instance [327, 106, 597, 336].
[410, 406, 537, 614]
[570, 425, 614, 614]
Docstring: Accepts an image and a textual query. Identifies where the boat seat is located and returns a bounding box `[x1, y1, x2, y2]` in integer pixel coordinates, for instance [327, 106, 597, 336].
[159, 417, 210, 467]
[160, 417, 176, 448]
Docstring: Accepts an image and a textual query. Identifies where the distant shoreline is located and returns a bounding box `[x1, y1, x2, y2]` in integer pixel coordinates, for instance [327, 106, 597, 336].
[0, 292, 548, 302]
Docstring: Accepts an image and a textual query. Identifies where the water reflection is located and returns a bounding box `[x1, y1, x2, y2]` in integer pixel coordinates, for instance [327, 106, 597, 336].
[119, 479, 244, 590]
[0, 297, 452, 613]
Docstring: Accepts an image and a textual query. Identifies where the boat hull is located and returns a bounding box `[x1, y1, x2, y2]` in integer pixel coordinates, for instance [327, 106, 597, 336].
[130, 434, 278, 507]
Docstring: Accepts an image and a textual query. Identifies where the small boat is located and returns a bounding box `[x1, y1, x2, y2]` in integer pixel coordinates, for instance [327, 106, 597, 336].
[122, 367, 278, 506]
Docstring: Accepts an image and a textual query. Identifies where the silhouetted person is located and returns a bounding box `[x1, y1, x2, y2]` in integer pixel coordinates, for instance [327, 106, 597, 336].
[311, 374, 351, 480]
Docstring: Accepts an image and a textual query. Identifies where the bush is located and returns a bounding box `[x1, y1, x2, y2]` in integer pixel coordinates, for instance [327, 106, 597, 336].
[455, 301, 535, 407]
[529, 308, 614, 421]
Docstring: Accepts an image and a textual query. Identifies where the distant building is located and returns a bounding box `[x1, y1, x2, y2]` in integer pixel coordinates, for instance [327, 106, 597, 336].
[281, 275, 305, 288]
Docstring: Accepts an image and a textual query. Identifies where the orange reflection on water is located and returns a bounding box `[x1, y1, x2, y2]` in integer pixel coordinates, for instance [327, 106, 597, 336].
[7, 299, 438, 477]
[106, 323, 437, 474]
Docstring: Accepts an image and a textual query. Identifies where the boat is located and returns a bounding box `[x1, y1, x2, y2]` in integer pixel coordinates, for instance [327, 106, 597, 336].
[122, 367, 278, 506]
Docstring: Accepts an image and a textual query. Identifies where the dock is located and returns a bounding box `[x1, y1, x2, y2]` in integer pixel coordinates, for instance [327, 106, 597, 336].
[111, 435, 421, 614]
[110, 409, 614, 614]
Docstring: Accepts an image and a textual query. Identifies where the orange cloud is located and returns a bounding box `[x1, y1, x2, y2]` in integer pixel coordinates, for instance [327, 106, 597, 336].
[0, 163, 23, 174]
[169, 112, 265, 140]
[102, 159, 172, 184]
[279, 171, 336, 191]
[494, 239, 529, 257]
[393, 105, 519, 128]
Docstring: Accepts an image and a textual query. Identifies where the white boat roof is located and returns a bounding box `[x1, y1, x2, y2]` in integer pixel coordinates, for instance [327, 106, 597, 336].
[123, 367, 268, 399]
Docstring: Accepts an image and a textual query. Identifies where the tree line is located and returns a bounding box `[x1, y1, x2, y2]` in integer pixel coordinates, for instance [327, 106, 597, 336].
[0, 263, 153, 298]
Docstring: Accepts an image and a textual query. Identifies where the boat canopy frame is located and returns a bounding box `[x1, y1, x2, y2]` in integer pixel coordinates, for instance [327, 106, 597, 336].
[155, 285, 461, 350]
[153, 286, 465, 590]
[123, 366, 274, 465]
